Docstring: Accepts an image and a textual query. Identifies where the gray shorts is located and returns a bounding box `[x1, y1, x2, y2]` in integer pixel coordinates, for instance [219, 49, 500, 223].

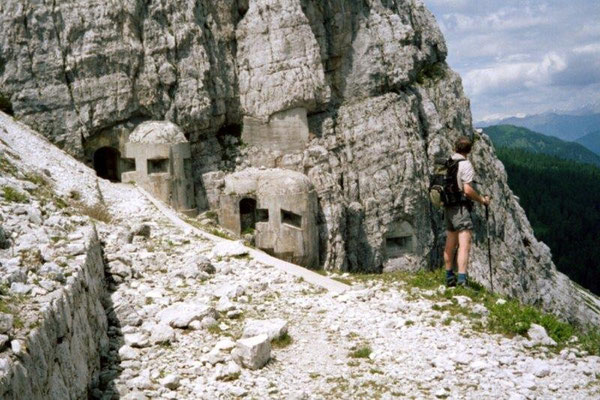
[444, 205, 473, 232]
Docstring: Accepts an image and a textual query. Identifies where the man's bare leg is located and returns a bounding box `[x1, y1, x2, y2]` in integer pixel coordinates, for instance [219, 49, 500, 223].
[444, 231, 458, 271]
[457, 230, 472, 285]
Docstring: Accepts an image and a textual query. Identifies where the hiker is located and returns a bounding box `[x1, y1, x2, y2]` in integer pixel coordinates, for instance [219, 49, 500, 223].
[444, 136, 490, 287]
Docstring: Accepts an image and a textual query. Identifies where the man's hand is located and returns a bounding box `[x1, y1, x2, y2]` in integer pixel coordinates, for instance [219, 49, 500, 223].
[464, 183, 490, 206]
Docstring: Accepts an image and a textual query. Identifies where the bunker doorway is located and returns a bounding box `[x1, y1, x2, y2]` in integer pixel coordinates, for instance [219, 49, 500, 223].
[240, 198, 257, 234]
[93, 146, 121, 182]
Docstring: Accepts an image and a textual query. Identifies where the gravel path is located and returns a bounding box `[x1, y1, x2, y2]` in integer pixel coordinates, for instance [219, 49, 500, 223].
[93, 179, 600, 400]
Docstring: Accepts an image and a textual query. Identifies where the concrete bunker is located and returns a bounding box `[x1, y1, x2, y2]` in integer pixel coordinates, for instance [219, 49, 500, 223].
[121, 121, 197, 216]
[383, 220, 416, 271]
[206, 168, 319, 268]
[241, 107, 309, 152]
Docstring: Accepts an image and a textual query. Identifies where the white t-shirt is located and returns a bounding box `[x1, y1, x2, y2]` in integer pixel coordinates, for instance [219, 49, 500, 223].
[451, 153, 474, 191]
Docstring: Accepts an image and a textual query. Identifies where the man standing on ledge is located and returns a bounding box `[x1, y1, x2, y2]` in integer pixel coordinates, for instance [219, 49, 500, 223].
[444, 136, 491, 287]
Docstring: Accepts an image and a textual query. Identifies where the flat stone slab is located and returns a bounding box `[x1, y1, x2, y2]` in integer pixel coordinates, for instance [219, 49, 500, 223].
[243, 318, 288, 341]
[156, 302, 216, 329]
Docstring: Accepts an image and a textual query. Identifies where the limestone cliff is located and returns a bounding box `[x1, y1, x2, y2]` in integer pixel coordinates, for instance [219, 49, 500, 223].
[1, 0, 599, 326]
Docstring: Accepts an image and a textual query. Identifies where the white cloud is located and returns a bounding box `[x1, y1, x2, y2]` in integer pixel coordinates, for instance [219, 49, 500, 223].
[423, 0, 600, 120]
[441, 8, 548, 33]
[573, 43, 600, 54]
[464, 53, 567, 95]
[426, 0, 469, 9]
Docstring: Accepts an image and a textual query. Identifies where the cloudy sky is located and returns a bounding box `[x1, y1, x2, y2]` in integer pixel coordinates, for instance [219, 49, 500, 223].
[423, 0, 600, 122]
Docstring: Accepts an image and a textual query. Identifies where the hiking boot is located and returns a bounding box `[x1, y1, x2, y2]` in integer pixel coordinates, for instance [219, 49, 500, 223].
[446, 274, 457, 287]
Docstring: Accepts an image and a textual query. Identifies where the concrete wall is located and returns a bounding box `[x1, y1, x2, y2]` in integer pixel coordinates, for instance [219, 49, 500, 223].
[0, 227, 109, 400]
[241, 108, 309, 152]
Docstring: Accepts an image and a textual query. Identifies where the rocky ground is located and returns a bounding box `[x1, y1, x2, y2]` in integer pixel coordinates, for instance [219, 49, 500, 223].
[1, 117, 599, 399]
[92, 182, 600, 400]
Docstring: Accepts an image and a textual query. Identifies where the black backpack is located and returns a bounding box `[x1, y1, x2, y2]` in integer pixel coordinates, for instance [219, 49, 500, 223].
[429, 157, 470, 208]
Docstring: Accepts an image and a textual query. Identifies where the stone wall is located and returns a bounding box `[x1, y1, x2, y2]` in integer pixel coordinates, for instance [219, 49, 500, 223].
[0, 227, 109, 399]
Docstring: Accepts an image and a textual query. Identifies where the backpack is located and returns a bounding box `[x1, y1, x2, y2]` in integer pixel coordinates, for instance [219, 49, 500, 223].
[429, 157, 470, 208]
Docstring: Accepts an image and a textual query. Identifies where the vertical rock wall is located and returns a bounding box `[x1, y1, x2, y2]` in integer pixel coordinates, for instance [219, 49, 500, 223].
[1, 0, 599, 325]
[0, 227, 109, 399]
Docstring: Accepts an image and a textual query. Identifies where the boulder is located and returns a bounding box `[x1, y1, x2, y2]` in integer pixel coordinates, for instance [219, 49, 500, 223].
[0, 313, 13, 334]
[150, 324, 176, 345]
[527, 323, 557, 346]
[232, 334, 271, 370]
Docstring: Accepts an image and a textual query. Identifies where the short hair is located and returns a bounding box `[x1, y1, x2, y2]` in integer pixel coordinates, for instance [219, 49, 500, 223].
[454, 136, 472, 154]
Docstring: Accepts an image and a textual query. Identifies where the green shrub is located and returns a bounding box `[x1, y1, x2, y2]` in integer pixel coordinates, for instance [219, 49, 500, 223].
[271, 333, 293, 349]
[349, 346, 372, 359]
[2, 186, 28, 203]
[416, 62, 446, 85]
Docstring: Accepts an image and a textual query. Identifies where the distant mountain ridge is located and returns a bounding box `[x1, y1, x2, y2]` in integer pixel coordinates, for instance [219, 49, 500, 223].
[482, 125, 600, 167]
[575, 131, 600, 156]
[477, 112, 600, 142]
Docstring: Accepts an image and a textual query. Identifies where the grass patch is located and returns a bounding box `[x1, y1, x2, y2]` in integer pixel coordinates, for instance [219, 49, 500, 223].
[207, 324, 222, 335]
[204, 210, 218, 220]
[183, 216, 234, 240]
[208, 227, 233, 240]
[24, 172, 49, 187]
[332, 276, 353, 286]
[0, 157, 18, 176]
[2, 186, 28, 203]
[342, 267, 600, 355]
[241, 227, 255, 235]
[75, 202, 112, 223]
[271, 333, 293, 349]
[349, 346, 372, 359]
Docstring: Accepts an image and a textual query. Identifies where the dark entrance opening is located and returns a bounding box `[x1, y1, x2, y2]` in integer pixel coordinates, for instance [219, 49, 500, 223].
[240, 198, 257, 233]
[93, 147, 121, 182]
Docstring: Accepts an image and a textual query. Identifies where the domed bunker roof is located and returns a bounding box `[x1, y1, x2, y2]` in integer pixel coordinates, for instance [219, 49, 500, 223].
[129, 121, 188, 145]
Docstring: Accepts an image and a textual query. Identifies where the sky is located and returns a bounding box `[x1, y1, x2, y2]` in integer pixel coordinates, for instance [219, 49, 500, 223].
[423, 0, 600, 122]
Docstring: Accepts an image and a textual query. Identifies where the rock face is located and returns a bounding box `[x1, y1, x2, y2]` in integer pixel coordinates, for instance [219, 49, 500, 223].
[1, 0, 599, 326]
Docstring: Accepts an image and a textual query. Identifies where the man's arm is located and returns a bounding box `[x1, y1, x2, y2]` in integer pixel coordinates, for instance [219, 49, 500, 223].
[464, 183, 490, 205]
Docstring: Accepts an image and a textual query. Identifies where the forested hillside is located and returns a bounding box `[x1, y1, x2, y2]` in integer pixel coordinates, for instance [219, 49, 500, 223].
[496, 147, 600, 295]
[484, 125, 600, 167]
[478, 112, 600, 141]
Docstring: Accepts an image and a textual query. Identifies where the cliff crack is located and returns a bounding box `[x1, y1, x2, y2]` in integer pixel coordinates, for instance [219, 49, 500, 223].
[50, 0, 85, 132]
